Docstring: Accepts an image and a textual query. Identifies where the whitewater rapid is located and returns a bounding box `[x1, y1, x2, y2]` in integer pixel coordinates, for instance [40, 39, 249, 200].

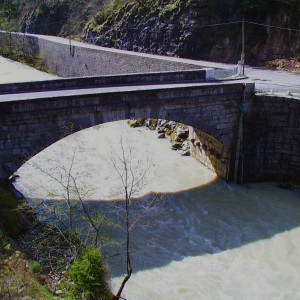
[110, 181, 300, 300]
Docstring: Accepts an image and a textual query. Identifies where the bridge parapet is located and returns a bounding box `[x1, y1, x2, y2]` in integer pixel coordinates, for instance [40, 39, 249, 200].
[0, 69, 206, 94]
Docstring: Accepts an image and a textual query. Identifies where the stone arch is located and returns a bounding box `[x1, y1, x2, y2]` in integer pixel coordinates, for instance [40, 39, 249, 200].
[0, 82, 251, 177]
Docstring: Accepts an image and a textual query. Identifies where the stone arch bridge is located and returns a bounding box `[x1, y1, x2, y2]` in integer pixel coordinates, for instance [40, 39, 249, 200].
[1, 32, 299, 182]
[0, 75, 253, 181]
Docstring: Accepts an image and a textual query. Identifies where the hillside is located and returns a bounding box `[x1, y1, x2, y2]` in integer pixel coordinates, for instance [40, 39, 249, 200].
[0, 0, 300, 69]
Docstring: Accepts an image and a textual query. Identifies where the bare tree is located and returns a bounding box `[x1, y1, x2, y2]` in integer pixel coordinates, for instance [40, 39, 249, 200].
[14, 121, 163, 298]
[21, 145, 114, 273]
[109, 129, 162, 300]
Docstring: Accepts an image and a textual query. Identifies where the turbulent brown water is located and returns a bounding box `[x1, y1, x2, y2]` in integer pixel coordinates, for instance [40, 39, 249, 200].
[13, 121, 300, 300]
[111, 180, 300, 300]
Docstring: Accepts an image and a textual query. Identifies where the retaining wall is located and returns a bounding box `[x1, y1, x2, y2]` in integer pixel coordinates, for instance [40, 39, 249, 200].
[0, 32, 201, 77]
[243, 95, 300, 182]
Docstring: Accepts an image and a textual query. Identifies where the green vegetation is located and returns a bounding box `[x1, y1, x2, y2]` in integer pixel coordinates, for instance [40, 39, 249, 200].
[0, 183, 56, 299]
[0, 251, 57, 300]
[0, 181, 114, 299]
[0, 40, 54, 74]
[159, 0, 183, 18]
[0, 0, 20, 31]
[64, 249, 112, 299]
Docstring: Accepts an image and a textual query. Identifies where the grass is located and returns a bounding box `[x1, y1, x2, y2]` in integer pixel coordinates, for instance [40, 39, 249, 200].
[0, 183, 61, 299]
[0, 251, 58, 300]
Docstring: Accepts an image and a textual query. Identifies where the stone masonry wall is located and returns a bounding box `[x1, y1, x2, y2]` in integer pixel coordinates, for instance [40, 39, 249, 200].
[189, 127, 231, 179]
[0, 32, 201, 77]
[0, 82, 246, 175]
[0, 69, 207, 94]
[243, 95, 300, 182]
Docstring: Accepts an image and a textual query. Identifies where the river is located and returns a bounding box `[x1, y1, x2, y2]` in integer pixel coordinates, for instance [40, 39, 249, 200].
[13, 121, 300, 300]
[111, 181, 300, 300]
[2, 56, 300, 299]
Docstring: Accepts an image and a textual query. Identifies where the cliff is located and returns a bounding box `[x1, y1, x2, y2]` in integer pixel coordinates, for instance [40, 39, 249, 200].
[83, 0, 300, 67]
[1, 0, 300, 69]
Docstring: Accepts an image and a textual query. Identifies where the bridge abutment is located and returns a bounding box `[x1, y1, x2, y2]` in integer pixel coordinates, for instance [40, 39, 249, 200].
[243, 95, 300, 182]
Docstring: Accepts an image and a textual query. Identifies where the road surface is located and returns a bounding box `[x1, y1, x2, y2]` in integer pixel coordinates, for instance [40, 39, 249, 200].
[193, 58, 300, 95]
[245, 66, 300, 95]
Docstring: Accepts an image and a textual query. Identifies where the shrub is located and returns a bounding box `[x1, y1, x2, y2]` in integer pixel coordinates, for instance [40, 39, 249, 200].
[66, 249, 112, 299]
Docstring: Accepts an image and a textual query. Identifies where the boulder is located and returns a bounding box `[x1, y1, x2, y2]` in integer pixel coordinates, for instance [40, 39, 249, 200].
[182, 141, 190, 151]
[160, 119, 169, 127]
[129, 118, 145, 128]
[171, 142, 182, 150]
[181, 150, 190, 156]
[176, 127, 188, 139]
[145, 118, 157, 130]
[169, 121, 177, 130]
[157, 127, 166, 134]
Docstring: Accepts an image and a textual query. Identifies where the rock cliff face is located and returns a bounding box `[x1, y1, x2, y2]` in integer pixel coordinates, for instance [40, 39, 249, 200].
[83, 0, 300, 65]
[3, 0, 300, 67]
[13, 0, 103, 37]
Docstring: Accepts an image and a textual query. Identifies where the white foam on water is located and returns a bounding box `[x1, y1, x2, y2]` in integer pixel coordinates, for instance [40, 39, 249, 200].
[112, 227, 300, 300]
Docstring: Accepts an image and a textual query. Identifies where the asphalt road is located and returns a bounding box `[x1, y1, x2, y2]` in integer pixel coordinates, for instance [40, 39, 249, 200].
[194, 58, 300, 95]
[244, 66, 300, 95]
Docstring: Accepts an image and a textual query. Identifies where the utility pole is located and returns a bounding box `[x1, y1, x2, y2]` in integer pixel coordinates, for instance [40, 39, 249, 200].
[67, 0, 73, 56]
[241, 18, 245, 76]
[234, 83, 246, 184]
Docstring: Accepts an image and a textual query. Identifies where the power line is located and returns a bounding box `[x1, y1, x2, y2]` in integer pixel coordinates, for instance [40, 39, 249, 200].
[192, 20, 242, 28]
[18, 18, 300, 34]
[245, 20, 300, 33]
